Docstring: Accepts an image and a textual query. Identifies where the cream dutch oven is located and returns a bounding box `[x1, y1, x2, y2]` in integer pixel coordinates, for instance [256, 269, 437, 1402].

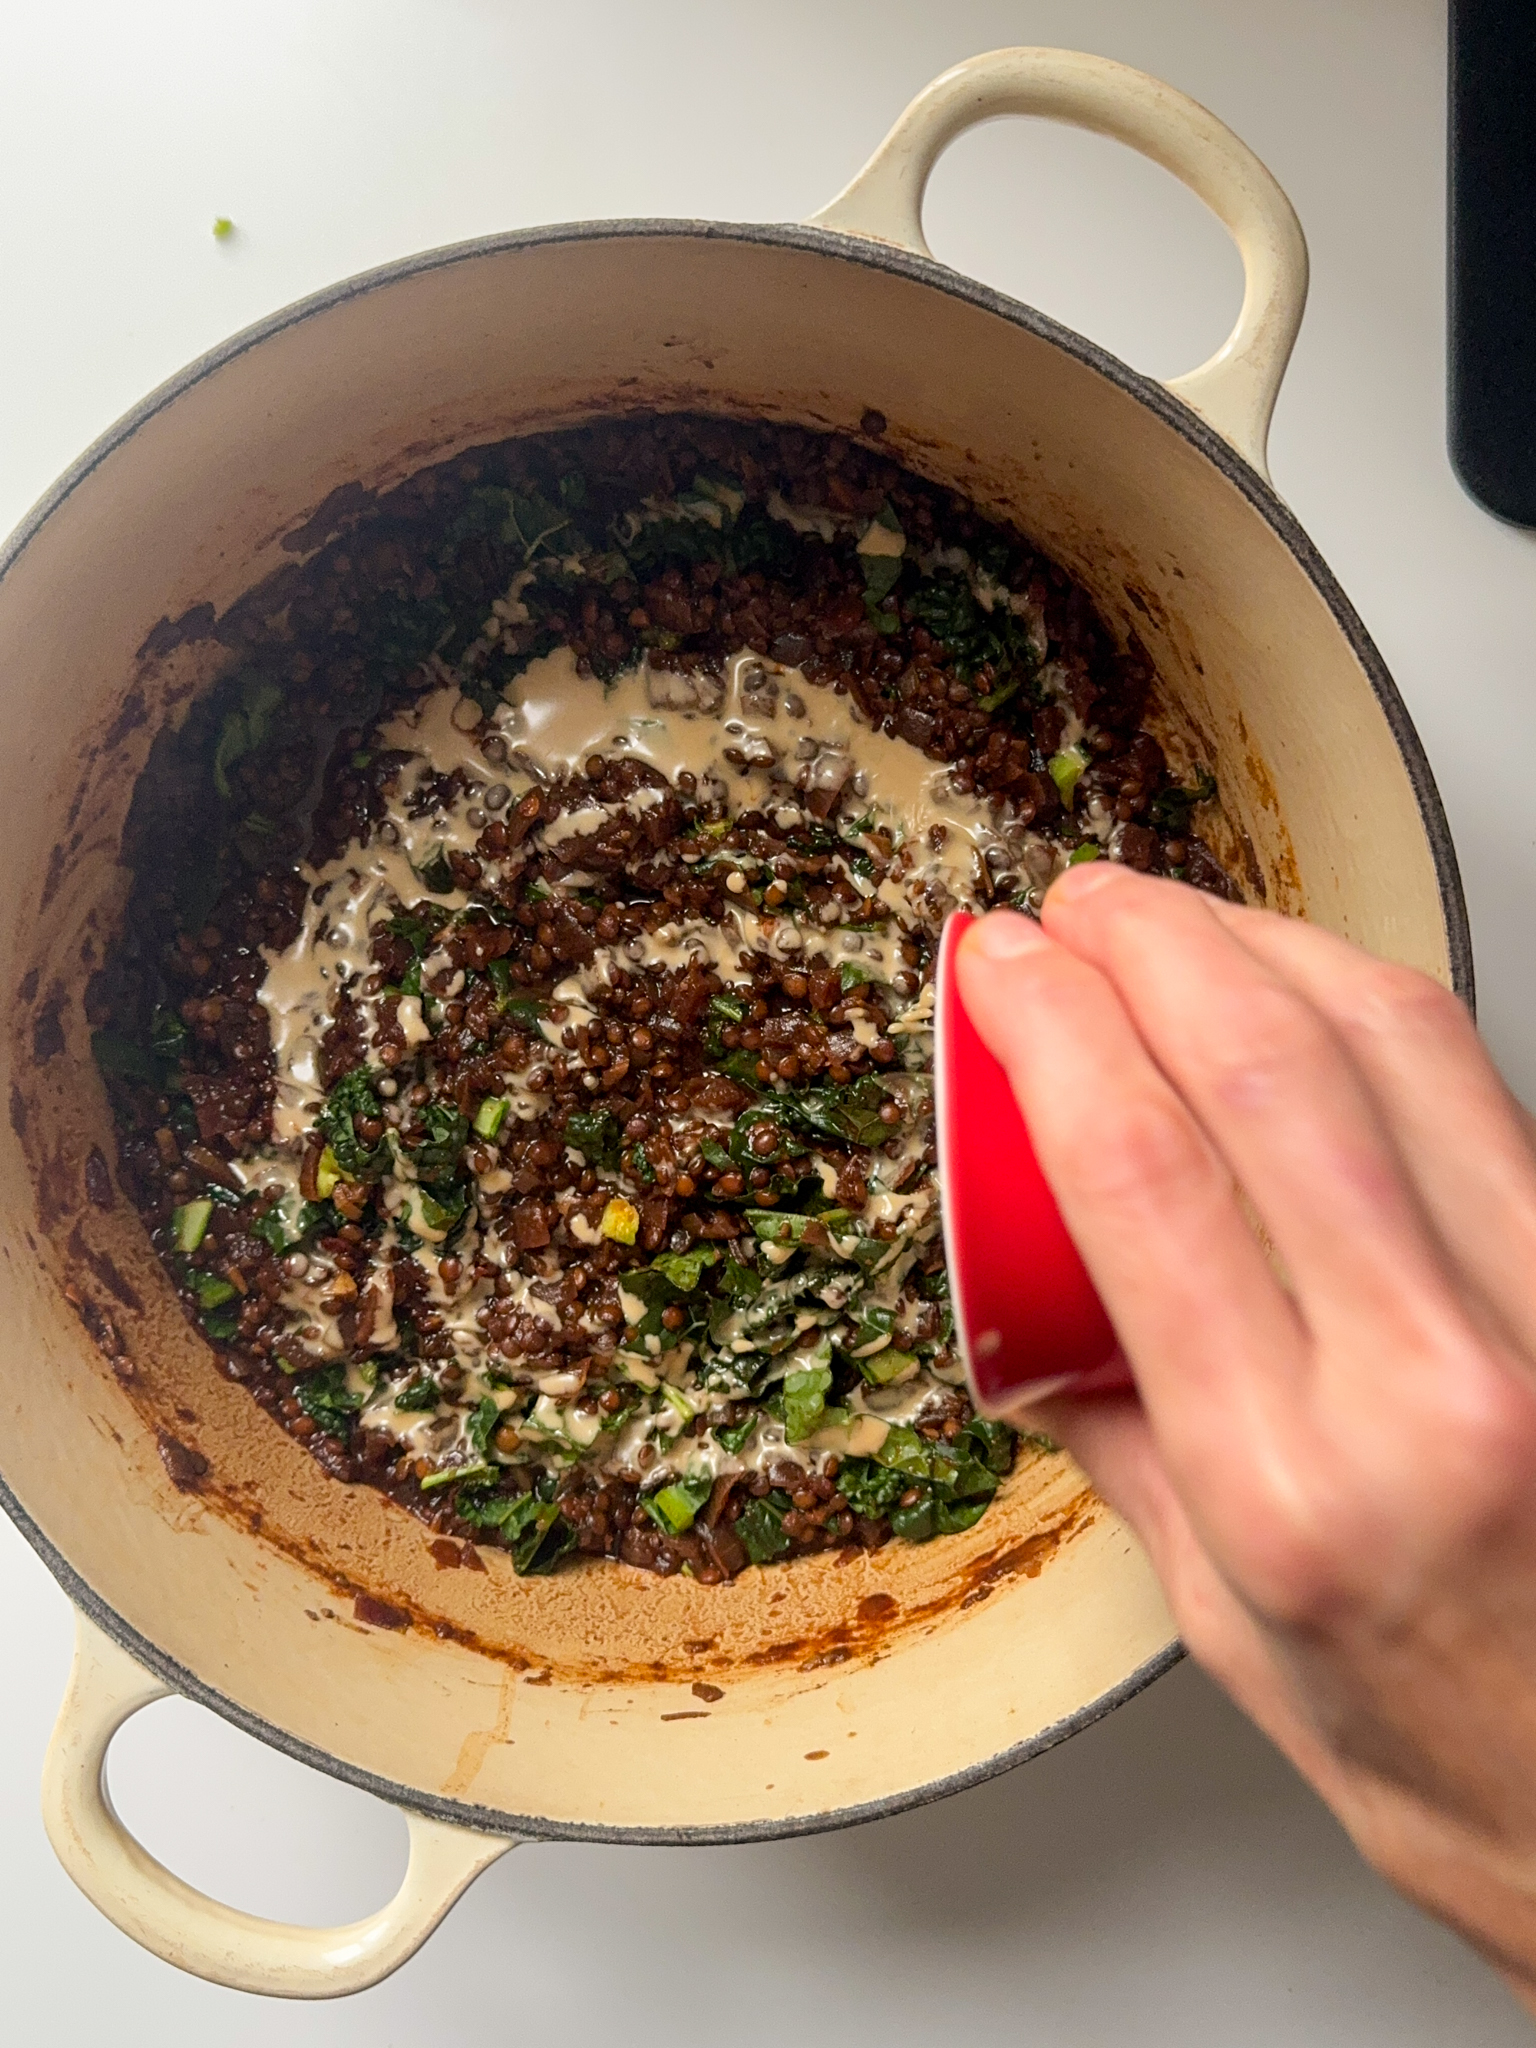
[0, 49, 1468, 1997]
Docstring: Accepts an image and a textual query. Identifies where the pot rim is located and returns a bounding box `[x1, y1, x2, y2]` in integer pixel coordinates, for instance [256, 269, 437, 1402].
[0, 213, 1468, 1842]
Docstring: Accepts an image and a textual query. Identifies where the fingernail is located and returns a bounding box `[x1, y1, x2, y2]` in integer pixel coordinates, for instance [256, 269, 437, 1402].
[965, 909, 1048, 960]
[1051, 859, 1122, 898]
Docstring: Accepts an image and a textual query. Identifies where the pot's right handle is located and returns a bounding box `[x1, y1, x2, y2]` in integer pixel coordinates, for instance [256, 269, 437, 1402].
[41, 1611, 519, 1998]
[808, 47, 1308, 484]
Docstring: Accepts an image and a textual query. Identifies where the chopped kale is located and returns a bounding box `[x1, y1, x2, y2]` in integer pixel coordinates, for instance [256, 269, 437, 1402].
[727, 1103, 811, 1170]
[726, 506, 802, 579]
[906, 570, 1039, 705]
[565, 1109, 622, 1171]
[150, 1006, 191, 1064]
[1149, 771, 1218, 834]
[837, 1456, 907, 1519]
[417, 1181, 468, 1235]
[734, 1492, 793, 1565]
[649, 1245, 720, 1292]
[782, 1360, 832, 1443]
[317, 1068, 390, 1182]
[411, 843, 456, 896]
[713, 1412, 759, 1456]
[212, 674, 285, 800]
[386, 907, 447, 956]
[467, 1396, 502, 1456]
[407, 1100, 469, 1184]
[391, 1375, 441, 1412]
[453, 1484, 576, 1573]
[642, 1473, 714, 1536]
[91, 1031, 161, 1087]
[783, 1075, 896, 1148]
[295, 1363, 364, 1439]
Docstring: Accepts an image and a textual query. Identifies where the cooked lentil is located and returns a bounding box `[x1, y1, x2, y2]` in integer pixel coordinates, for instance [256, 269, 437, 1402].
[94, 415, 1233, 1579]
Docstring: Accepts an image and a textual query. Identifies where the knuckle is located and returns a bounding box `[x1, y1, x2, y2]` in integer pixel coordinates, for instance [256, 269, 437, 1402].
[1068, 1090, 1211, 1213]
[1424, 1343, 1536, 1511]
[1356, 959, 1467, 1042]
[1233, 1505, 1353, 1629]
[1201, 985, 1335, 1110]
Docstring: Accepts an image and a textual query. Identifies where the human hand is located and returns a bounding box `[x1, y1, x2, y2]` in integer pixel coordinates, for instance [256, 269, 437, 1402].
[957, 866, 1536, 2008]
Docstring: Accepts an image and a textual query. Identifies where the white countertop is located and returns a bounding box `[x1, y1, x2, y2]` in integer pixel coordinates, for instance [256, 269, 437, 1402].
[3, 1, 1532, 2039]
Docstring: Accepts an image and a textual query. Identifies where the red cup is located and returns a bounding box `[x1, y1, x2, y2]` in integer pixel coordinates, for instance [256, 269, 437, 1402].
[934, 911, 1132, 1413]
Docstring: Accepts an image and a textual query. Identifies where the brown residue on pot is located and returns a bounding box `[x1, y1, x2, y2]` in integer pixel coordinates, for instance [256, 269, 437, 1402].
[157, 1430, 209, 1493]
[84, 1147, 115, 1209]
[1124, 579, 1171, 632]
[35, 1136, 75, 1234]
[102, 688, 149, 752]
[352, 1592, 410, 1631]
[955, 1498, 1097, 1607]
[227, 1478, 1089, 1685]
[281, 480, 378, 555]
[31, 982, 67, 1063]
[1238, 827, 1268, 901]
[74, 1293, 130, 1374]
[38, 844, 69, 914]
[68, 1224, 141, 1312]
[136, 604, 216, 662]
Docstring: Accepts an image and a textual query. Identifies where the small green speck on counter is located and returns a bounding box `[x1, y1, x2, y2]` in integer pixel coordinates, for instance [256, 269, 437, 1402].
[212, 217, 235, 241]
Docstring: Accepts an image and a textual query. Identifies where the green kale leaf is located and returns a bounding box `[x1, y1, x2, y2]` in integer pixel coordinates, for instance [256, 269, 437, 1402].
[649, 1245, 720, 1293]
[713, 1412, 760, 1456]
[391, 1374, 441, 1412]
[453, 1485, 576, 1573]
[1148, 771, 1218, 835]
[317, 1068, 389, 1181]
[727, 1103, 811, 1171]
[564, 1109, 622, 1172]
[837, 1456, 907, 1519]
[734, 1492, 793, 1565]
[642, 1473, 714, 1536]
[295, 1363, 363, 1439]
[727, 507, 802, 579]
[213, 674, 286, 800]
[408, 1100, 469, 1185]
[783, 1075, 895, 1149]
[782, 1361, 832, 1443]
[467, 1396, 501, 1456]
[906, 570, 1038, 704]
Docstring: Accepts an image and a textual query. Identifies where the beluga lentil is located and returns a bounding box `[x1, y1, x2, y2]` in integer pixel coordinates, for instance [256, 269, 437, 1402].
[95, 416, 1235, 1580]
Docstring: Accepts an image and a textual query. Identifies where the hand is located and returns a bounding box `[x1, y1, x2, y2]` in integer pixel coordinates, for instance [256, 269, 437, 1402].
[957, 866, 1536, 2008]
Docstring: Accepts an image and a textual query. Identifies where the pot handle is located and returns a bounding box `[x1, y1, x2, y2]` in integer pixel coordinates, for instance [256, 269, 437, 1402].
[41, 1610, 518, 1999]
[807, 47, 1308, 483]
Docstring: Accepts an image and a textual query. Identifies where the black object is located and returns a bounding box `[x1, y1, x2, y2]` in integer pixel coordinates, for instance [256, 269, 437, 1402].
[1449, 0, 1536, 524]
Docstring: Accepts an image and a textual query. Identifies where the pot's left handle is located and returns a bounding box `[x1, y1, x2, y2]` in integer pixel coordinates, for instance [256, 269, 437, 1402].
[807, 46, 1307, 484]
[42, 1610, 519, 1998]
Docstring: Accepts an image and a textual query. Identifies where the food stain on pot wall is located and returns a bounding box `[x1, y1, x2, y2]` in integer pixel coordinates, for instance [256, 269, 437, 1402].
[443, 1668, 520, 1799]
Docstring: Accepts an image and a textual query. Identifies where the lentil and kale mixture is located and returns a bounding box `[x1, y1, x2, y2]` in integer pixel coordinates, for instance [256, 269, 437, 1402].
[93, 415, 1232, 1582]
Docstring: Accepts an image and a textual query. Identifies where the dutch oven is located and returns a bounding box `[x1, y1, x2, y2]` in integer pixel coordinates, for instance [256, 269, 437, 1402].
[0, 48, 1467, 1996]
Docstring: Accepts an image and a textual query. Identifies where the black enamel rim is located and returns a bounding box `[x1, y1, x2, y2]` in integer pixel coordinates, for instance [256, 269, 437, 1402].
[0, 217, 1471, 1848]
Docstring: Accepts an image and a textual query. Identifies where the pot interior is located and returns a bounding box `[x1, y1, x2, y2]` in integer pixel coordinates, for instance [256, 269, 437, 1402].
[0, 227, 1456, 1834]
